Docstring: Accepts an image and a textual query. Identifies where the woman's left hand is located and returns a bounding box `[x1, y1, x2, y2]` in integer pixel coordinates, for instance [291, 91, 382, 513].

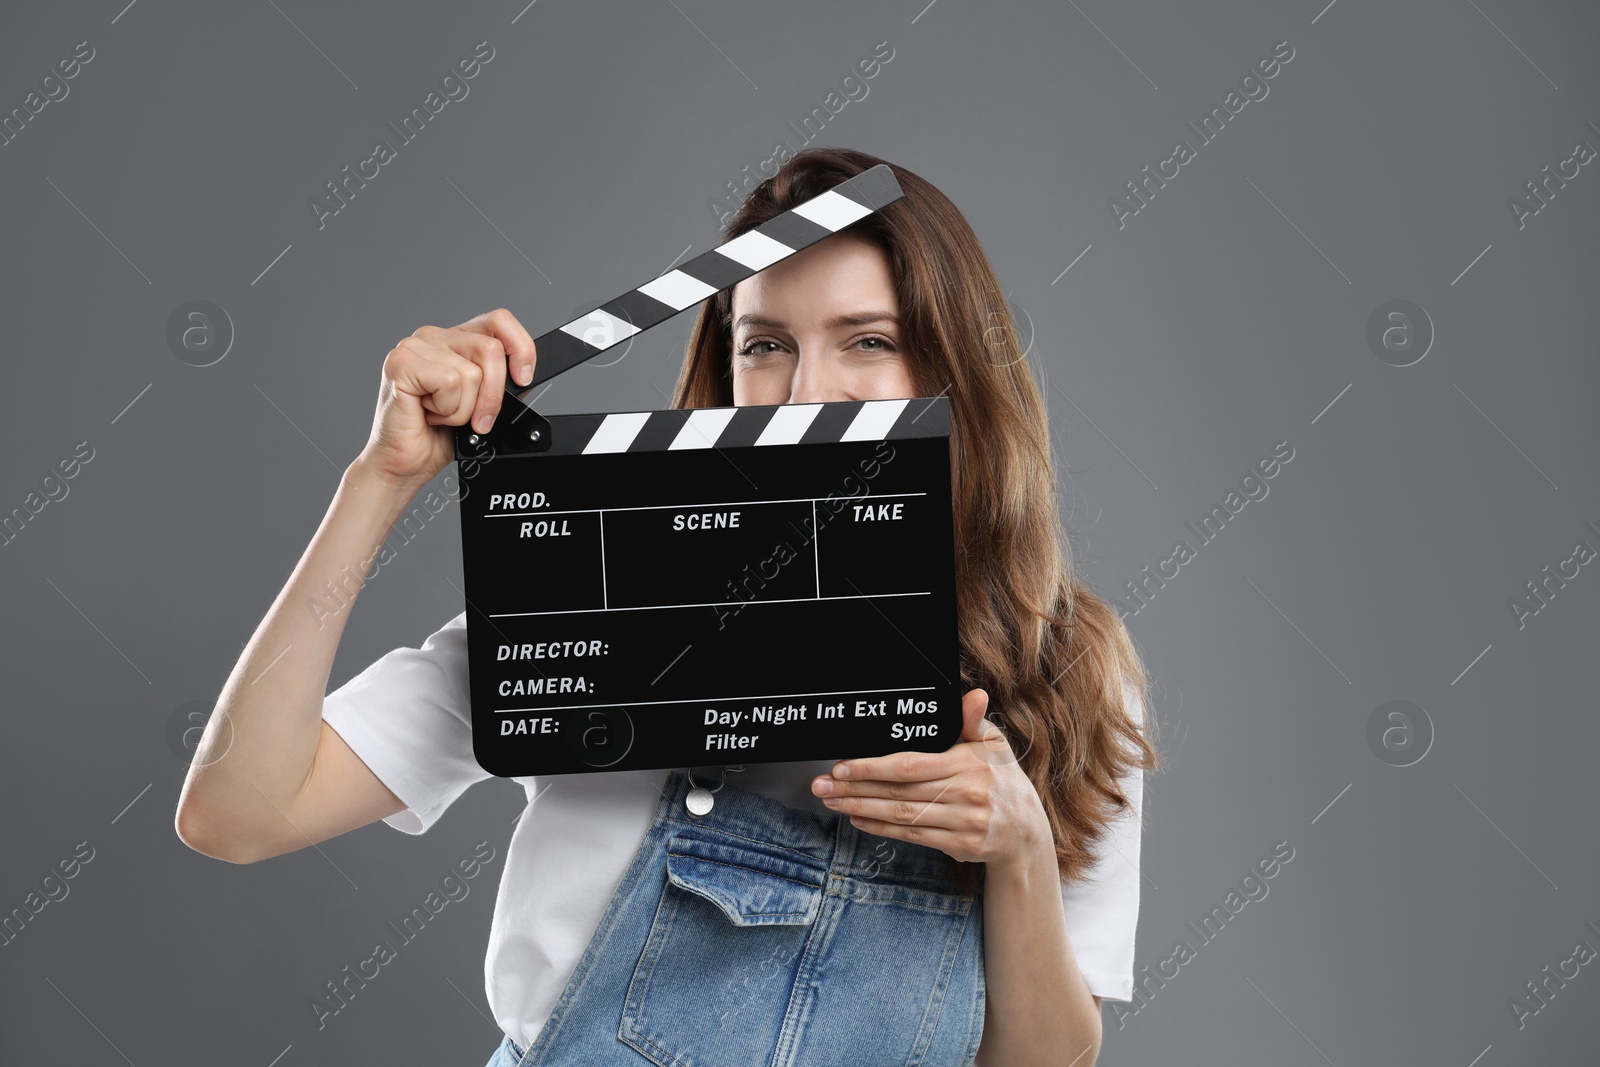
[811, 689, 1052, 872]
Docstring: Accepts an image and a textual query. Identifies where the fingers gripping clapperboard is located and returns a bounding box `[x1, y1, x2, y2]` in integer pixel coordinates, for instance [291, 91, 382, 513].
[453, 165, 962, 777]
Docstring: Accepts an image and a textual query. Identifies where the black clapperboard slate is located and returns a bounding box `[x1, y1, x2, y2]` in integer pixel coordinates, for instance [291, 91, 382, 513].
[453, 165, 962, 776]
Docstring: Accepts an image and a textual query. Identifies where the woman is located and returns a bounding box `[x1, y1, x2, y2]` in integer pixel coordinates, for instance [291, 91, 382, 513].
[175, 147, 1158, 1067]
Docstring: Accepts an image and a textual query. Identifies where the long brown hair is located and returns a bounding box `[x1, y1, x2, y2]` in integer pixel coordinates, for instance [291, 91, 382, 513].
[671, 147, 1159, 895]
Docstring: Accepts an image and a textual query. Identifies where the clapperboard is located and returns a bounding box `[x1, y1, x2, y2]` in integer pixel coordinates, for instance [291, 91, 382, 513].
[453, 165, 962, 776]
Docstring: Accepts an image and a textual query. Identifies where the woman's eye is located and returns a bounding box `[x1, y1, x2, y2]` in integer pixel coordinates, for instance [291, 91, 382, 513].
[736, 336, 898, 357]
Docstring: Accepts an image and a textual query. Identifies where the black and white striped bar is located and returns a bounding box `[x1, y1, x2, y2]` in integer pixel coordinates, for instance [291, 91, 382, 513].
[517, 394, 949, 456]
[516, 163, 904, 394]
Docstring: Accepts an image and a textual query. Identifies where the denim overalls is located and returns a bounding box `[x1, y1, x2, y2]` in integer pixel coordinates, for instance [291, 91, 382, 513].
[481, 769, 987, 1067]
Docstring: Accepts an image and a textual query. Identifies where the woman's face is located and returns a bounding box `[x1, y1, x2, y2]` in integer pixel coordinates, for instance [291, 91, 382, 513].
[730, 234, 917, 406]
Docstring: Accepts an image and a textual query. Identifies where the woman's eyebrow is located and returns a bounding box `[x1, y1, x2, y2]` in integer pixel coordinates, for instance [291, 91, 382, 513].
[733, 311, 900, 331]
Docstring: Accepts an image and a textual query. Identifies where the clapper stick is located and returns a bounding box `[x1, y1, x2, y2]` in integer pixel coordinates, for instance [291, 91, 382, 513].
[449, 162, 964, 776]
[454, 164, 905, 459]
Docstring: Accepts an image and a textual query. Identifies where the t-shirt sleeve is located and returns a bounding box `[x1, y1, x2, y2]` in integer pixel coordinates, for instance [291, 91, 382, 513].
[320, 610, 490, 835]
[1060, 681, 1147, 1002]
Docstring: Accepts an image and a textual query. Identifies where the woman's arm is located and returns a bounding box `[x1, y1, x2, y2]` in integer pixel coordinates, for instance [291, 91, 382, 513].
[175, 308, 537, 862]
[976, 842, 1103, 1066]
[173, 460, 429, 862]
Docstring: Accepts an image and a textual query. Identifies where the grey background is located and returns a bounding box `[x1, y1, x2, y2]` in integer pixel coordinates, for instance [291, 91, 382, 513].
[1, 0, 1596, 1064]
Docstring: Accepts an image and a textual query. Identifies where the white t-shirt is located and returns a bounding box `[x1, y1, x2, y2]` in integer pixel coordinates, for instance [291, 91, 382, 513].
[321, 610, 1145, 1050]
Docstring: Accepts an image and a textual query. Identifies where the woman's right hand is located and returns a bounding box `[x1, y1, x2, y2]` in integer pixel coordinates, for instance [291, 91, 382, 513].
[354, 307, 538, 487]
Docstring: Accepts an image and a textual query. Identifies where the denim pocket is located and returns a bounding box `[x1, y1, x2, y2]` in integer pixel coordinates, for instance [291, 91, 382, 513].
[662, 831, 825, 925]
[619, 831, 825, 1067]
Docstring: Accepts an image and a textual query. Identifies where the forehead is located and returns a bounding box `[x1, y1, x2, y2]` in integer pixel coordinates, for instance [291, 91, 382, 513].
[731, 233, 896, 317]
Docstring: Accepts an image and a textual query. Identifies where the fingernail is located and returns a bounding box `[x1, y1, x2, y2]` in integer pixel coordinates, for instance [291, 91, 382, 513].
[476, 413, 493, 432]
[833, 763, 850, 779]
[813, 777, 833, 795]
[517, 363, 533, 385]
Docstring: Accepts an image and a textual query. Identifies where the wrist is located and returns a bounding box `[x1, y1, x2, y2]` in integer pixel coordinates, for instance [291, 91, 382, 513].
[342, 457, 431, 510]
[988, 812, 1058, 888]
